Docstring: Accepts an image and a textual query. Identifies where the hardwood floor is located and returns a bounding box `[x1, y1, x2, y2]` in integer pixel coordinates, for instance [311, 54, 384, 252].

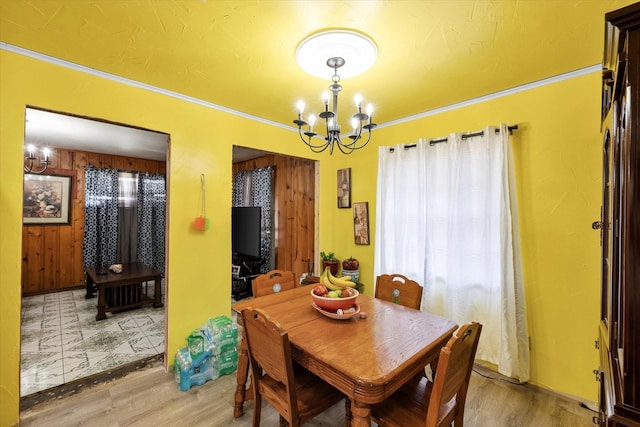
[20, 359, 596, 426]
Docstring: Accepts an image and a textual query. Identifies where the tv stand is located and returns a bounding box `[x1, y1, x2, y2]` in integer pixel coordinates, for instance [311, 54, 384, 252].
[232, 256, 265, 300]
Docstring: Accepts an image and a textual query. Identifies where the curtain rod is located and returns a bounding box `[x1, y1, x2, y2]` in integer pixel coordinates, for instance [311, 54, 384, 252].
[391, 125, 519, 152]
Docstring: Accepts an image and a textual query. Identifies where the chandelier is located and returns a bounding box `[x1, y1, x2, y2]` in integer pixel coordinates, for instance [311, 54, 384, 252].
[24, 144, 51, 174]
[293, 30, 378, 155]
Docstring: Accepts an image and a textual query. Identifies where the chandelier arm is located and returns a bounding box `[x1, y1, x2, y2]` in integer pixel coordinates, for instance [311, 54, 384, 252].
[24, 157, 34, 173]
[340, 129, 372, 153]
[298, 128, 330, 153]
[24, 157, 50, 174]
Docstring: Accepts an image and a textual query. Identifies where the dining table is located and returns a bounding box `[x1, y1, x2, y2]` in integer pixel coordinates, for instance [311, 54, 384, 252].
[232, 285, 458, 426]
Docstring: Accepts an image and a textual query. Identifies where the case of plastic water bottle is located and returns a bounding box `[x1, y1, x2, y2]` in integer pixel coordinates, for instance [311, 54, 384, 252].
[174, 315, 239, 391]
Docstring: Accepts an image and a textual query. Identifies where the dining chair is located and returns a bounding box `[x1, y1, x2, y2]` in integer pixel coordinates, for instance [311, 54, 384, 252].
[241, 307, 349, 427]
[371, 321, 482, 427]
[374, 274, 423, 310]
[251, 269, 297, 298]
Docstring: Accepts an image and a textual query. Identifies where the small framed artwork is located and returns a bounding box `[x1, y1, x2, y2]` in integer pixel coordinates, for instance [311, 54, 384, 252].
[353, 202, 370, 245]
[337, 168, 351, 208]
[23, 172, 72, 225]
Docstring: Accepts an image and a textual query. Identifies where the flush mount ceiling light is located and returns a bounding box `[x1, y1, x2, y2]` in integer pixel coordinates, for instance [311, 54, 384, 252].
[294, 30, 378, 154]
[295, 30, 378, 79]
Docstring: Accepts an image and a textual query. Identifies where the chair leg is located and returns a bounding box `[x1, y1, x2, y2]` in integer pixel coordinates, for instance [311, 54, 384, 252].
[252, 396, 262, 427]
[345, 398, 352, 426]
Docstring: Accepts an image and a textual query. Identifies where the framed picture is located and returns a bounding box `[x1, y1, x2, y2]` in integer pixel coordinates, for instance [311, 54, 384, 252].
[23, 172, 72, 225]
[338, 168, 351, 208]
[353, 202, 370, 245]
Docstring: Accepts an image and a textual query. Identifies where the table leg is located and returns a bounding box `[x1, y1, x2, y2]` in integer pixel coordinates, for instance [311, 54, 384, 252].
[234, 334, 251, 418]
[351, 400, 372, 427]
[96, 284, 107, 321]
[153, 276, 163, 308]
[85, 274, 95, 299]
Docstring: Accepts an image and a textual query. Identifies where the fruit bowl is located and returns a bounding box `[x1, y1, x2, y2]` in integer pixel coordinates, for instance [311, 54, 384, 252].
[311, 288, 359, 312]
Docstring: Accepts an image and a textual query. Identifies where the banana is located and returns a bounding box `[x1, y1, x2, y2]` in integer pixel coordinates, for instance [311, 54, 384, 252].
[326, 269, 356, 288]
[320, 268, 341, 291]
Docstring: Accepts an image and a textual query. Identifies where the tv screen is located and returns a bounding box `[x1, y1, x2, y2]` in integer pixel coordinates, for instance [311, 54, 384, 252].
[232, 207, 262, 260]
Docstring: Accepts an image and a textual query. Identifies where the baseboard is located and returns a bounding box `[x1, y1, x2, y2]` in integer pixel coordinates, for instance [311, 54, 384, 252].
[472, 362, 599, 412]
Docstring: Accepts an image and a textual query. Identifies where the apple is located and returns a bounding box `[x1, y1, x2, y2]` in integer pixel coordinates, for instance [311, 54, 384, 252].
[342, 257, 359, 271]
[312, 284, 328, 296]
[341, 287, 356, 298]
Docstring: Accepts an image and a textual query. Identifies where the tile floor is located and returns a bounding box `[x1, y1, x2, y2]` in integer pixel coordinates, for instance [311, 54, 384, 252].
[20, 286, 165, 397]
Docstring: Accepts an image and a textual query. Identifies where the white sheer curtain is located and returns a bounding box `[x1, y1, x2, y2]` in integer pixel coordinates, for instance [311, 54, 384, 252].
[374, 124, 530, 382]
[117, 172, 138, 264]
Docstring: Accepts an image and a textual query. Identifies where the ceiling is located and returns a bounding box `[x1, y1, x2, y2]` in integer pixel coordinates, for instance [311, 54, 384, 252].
[2, 0, 635, 160]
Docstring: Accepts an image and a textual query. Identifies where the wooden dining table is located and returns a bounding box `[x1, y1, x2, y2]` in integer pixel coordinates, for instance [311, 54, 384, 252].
[232, 286, 458, 426]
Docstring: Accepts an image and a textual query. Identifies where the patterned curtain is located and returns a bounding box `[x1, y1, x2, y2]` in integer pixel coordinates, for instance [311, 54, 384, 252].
[83, 167, 119, 268]
[232, 167, 274, 273]
[136, 172, 166, 273]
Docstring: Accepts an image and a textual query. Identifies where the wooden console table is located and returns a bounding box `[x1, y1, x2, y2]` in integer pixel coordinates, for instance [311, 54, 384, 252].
[85, 262, 163, 321]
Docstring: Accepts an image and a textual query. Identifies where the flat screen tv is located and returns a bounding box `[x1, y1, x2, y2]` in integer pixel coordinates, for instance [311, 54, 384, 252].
[232, 207, 262, 260]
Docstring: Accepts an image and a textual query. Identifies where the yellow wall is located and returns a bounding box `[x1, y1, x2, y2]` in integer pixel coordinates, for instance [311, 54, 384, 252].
[0, 50, 320, 426]
[1, 49, 601, 424]
[328, 73, 603, 401]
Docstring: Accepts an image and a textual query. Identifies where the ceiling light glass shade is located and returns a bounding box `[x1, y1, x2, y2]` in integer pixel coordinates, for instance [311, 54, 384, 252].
[296, 30, 378, 79]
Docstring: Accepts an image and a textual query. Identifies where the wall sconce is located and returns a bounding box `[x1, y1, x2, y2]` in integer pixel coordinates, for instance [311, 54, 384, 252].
[24, 144, 51, 174]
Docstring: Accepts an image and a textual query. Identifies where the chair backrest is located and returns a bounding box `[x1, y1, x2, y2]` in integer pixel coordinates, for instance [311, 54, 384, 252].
[252, 269, 297, 298]
[375, 274, 423, 310]
[427, 322, 482, 427]
[241, 307, 298, 417]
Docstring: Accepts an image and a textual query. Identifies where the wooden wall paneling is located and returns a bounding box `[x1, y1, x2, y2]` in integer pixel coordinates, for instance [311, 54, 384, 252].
[108, 154, 123, 170]
[73, 151, 88, 287]
[58, 223, 74, 287]
[300, 159, 315, 275]
[21, 228, 29, 294]
[23, 227, 44, 293]
[58, 150, 74, 170]
[43, 226, 60, 291]
[100, 153, 116, 169]
[283, 157, 294, 273]
[286, 157, 300, 274]
[145, 160, 159, 174]
[131, 158, 147, 172]
[87, 152, 102, 169]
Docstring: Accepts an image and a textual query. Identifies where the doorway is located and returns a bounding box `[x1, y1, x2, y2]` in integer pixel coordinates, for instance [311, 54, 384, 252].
[20, 107, 169, 398]
[231, 146, 318, 299]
